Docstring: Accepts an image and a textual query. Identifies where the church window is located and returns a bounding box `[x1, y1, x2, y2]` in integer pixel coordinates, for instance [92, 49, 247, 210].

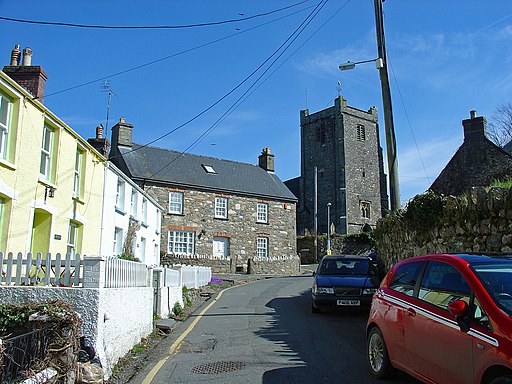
[316, 124, 326, 145]
[357, 125, 366, 141]
[360, 201, 371, 219]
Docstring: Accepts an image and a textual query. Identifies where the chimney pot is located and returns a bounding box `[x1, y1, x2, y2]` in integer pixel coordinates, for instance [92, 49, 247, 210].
[21, 47, 33, 66]
[96, 124, 104, 139]
[462, 110, 486, 142]
[3, 47, 47, 102]
[119, 117, 125, 124]
[258, 147, 275, 173]
[10, 45, 21, 66]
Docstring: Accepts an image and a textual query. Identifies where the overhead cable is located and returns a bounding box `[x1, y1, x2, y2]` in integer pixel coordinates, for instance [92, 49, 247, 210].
[0, 1, 310, 29]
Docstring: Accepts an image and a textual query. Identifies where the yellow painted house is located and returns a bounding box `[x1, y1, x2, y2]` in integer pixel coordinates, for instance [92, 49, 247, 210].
[0, 49, 105, 256]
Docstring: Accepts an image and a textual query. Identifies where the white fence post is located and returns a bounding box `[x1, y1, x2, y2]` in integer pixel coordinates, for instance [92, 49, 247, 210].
[82, 256, 105, 288]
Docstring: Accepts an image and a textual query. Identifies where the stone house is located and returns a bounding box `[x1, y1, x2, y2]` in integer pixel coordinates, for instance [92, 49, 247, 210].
[285, 96, 388, 235]
[108, 119, 298, 273]
[430, 110, 512, 196]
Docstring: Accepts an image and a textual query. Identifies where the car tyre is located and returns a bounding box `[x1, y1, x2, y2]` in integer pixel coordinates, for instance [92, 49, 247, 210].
[311, 303, 321, 313]
[490, 376, 512, 384]
[367, 326, 394, 379]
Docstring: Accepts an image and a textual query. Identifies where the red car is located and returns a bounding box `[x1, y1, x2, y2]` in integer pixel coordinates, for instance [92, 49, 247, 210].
[366, 254, 512, 384]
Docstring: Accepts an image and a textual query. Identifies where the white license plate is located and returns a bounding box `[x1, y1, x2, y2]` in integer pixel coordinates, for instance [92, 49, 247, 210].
[337, 300, 360, 306]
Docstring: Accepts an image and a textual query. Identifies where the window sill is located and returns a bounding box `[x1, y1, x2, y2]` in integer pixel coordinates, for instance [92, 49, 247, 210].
[168, 212, 184, 216]
[38, 178, 56, 189]
[115, 207, 126, 215]
[256, 221, 269, 225]
[214, 217, 229, 221]
[73, 195, 85, 205]
[0, 158, 16, 171]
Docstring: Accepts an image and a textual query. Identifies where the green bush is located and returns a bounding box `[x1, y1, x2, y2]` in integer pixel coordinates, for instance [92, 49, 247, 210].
[173, 302, 183, 316]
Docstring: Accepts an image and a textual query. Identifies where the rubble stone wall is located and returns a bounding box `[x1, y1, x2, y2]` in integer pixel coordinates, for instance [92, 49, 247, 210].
[374, 187, 512, 270]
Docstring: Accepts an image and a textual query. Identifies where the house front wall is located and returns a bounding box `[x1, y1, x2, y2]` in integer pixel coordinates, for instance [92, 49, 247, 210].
[0, 71, 104, 256]
[145, 185, 296, 267]
[100, 164, 162, 266]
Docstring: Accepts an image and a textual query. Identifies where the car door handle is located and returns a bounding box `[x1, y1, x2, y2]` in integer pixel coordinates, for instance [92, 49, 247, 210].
[406, 308, 416, 317]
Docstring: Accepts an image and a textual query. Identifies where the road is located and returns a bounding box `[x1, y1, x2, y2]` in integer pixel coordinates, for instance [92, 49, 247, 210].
[129, 275, 419, 384]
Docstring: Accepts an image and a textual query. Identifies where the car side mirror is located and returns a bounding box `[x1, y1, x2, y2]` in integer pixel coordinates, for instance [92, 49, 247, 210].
[448, 300, 469, 317]
[448, 300, 470, 333]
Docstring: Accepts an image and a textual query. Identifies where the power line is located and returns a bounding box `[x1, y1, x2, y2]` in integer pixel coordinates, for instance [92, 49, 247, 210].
[40, 3, 317, 100]
[0, 1, 310, 29]
[147, 0, 330, 178]
[388, 57, 431, 185]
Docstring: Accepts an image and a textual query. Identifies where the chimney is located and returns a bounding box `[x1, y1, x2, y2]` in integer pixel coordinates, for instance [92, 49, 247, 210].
[87, 124, 110, 157]
[462, 110, 487, 142]
[258, 147, 275, 173]
[111, 118, 133, 149]
[3, 45, 48, 102]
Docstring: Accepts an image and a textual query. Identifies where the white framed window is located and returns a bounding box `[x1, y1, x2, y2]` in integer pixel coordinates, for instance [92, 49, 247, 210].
[0, 197, 5, 247]
[130, 189, 138, 217]
[256, 237, 268, 258]
[257, 203, 268, 223]
[0, 95, 11, 160]
[360, 201, 371, 219]
[168, 230, 194, 255]
[116, 179, 125, 211]
[139, 237, 146, 263]
[40, 125, 53, 179]
[142, 198, 147, 224]
[215, 197, 228, 219]
[73, 148, 84, 198]
[169, 192, 183, 214]
[113, 227, 123, 255]
[67, 221, 79, 256]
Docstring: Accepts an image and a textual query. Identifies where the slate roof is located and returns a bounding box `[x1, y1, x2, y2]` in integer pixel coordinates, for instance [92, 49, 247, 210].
[118, 143, 297, 202]
[430, 137, 512, 196]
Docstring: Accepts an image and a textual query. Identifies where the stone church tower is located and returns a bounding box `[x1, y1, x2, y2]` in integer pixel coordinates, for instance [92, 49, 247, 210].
[285, 96, 388, 235]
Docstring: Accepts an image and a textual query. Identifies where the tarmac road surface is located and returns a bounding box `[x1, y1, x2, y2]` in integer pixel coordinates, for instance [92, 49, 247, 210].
[128, 275, 418, 384]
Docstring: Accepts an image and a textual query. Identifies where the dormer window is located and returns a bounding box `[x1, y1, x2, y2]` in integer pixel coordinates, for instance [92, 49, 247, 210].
[202, 164, 216, 174]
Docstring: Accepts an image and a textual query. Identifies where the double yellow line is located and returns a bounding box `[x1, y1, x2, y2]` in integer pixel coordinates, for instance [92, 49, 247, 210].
[142, 286, 232, 383]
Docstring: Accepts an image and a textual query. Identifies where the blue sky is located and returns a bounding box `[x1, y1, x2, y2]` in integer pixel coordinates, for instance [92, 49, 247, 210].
[1, 0, 511, 206]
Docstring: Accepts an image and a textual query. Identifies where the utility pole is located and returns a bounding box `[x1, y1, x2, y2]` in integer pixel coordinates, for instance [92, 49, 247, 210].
[314, 166, 318, 261]
[374, 0, 400, 211]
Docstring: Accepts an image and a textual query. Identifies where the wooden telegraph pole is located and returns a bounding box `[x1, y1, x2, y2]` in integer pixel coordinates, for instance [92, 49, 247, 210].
[374, 0, 401, 211]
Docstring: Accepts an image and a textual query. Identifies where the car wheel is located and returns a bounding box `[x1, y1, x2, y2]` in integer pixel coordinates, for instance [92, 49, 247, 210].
[311, 303, 321, 313]
[367, 327, 394, 379]
[490, 376, 512, 384]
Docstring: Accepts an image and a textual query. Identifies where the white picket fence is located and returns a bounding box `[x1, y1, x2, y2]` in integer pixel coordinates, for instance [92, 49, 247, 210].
[173, 264, 212, 289]
[0, 252, 149, 288]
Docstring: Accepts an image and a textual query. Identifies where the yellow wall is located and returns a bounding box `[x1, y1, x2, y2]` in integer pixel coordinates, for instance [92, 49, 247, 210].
[0, 71, 105, 256]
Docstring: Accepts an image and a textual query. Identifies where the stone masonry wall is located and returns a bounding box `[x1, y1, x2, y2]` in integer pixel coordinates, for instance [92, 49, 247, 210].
[146, 185, 297, 273]
[298, 96, 384, 236]
[374, 187, 512, 270]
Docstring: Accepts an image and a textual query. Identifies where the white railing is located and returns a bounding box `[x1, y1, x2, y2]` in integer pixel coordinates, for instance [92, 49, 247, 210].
[163, 266, 180, 287]
[172, 264, 211, 289]
[0, 252, 150, 288]
[0, 252, 82, 287]
[104, 257, 149, 288]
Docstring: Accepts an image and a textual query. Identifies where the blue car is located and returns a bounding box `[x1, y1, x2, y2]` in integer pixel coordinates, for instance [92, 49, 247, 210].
[312, 255, 379, 313]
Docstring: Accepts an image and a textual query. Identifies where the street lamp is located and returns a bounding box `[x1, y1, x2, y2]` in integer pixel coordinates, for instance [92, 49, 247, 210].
[338, 0, 401, 212]
[326, 203, 332, 255]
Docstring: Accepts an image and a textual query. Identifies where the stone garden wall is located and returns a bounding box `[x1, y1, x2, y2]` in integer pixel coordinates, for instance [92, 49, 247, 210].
[373, 187, 512, 270]
[161, 253, 301, 276]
